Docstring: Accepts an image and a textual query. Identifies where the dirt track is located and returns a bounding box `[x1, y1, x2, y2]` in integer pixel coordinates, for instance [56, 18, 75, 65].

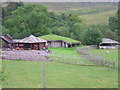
[2, 50, 51, 61]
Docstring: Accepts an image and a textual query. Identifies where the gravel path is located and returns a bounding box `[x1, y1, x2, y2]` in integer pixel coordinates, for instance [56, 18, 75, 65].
[2, 50, 51, 61]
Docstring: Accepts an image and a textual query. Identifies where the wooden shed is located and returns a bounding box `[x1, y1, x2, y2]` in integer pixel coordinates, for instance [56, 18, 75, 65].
[13, 35, 47, 50]
[39, 34, 81, 47]
[0, 34, 47, 50]
[0, 34, 16, 49]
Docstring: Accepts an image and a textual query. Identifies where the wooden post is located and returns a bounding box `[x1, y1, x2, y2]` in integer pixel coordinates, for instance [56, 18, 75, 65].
[112, 62, 115, 69]
[41, 58, 46, 88]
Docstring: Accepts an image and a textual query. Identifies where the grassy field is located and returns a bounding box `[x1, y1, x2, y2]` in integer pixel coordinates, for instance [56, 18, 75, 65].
[39, 2, 117, 13]
[40, 2, 117, 25]
[80, 10, 116, 25]
[89, 49, 118, 69]
[49, 47, 93, 65]
[2, 47, 118, 88]
[2, 60, 118, 88]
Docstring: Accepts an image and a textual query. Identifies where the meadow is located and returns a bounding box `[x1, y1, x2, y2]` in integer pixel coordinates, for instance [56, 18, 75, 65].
[1, 47, 118, 88]
[90, 49, 118, 69]
[50, 47, 93, 65]
[80, 10, 116, 25]
[40, 2, 117, 25]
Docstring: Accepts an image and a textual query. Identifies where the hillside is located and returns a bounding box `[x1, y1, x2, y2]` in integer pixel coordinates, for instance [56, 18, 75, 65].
[81, 10, 116, 25]
[2, 2, 118, 25]
[34, 2, 118, 25]
[39, 2, 117, 12]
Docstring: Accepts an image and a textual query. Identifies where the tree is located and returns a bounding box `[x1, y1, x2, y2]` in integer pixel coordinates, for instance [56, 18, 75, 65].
[58, 26, 70, 37]
[108, 7, 119, 41]
[118, 5, 120, 27]
[109, 17, 118, 31]
[72, 23, 87, 40]
[70, 32, 76, 39]
[92, 24, 109, 37]
[83, 26, 102, 45]
[1, 26, 10, 35]
[2, 2, 24, 18]
[3, 4, 50, 39]
[48, 12, 84, 41]
[104, 30, 117, 40]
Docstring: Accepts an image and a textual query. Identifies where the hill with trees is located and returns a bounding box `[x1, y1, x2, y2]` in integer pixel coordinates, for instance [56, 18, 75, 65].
[1, 2, 119, 45]
[39, 2, 118, 25]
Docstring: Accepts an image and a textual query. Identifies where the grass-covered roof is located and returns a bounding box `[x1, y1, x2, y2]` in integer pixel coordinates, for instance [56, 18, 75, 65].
[39, 34, 80, 43]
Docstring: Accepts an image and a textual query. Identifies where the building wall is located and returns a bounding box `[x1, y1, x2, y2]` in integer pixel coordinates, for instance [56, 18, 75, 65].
[47, 41, 68, 47]
[48, 41, 62, 47]
[39, 43, 45, 49]
[48, 41, 52, 47]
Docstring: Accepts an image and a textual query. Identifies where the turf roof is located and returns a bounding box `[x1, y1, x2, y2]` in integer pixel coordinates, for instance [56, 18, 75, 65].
[39, 34, 80, 43]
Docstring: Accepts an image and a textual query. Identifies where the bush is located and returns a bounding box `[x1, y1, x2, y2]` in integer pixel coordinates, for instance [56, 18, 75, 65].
[83, 26, 102, 45]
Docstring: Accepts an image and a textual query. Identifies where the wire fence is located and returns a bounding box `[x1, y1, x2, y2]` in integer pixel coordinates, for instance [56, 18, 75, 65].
[1, 46, 118, 88]
[50, 51, 94, 66]
[76, 46, 116, 69]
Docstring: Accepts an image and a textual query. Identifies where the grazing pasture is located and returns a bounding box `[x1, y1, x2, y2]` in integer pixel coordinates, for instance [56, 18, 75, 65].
[2, 60, 118, 88]
[1, 47, 118, 88]
[50, 47, 93, 65]
[89, 49, 118, 69]
[81, 10, 116, 25]
[40, 2, 117, 25]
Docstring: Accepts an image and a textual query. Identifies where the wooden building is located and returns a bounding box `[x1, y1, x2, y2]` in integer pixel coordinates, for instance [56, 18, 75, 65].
[13, 35, 47, 50]
[0, 34, 16, 49]
[0, 34, 47, 50]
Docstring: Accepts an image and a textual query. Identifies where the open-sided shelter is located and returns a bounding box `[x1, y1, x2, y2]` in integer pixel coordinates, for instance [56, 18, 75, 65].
[99, 38, 119, 49]
[0, 34, 47, 50]
[13, 35, 47, 50]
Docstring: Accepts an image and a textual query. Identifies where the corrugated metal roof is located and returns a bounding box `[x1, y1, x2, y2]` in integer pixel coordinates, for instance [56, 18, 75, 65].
[101, 38, 119, 44]
[13, 39, 22, 42]
[13, 35, 47, 43]
[0, 36, 15, 43]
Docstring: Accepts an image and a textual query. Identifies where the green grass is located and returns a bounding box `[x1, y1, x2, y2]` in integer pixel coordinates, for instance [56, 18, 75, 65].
[89, 49, 118, 69]
[49, 47, 93, 65]
[39, 2, 117, 25]
[2, 60, 118, 88]
[39, 34, 80, 43]
[80, 10, 116, 25]
[2, 47, 118, 88]
[39, 2, 117, 13]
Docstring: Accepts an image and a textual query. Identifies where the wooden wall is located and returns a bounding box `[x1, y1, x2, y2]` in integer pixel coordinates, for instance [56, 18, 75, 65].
[47, 41, 68, 47]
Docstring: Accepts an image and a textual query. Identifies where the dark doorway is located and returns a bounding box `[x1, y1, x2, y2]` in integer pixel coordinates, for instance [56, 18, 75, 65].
[24, 44, 30, 49]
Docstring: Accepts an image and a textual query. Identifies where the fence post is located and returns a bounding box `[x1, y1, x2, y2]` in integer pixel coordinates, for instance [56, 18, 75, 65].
[112, 62, 115, 69]
[41, 57, 46, 88]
